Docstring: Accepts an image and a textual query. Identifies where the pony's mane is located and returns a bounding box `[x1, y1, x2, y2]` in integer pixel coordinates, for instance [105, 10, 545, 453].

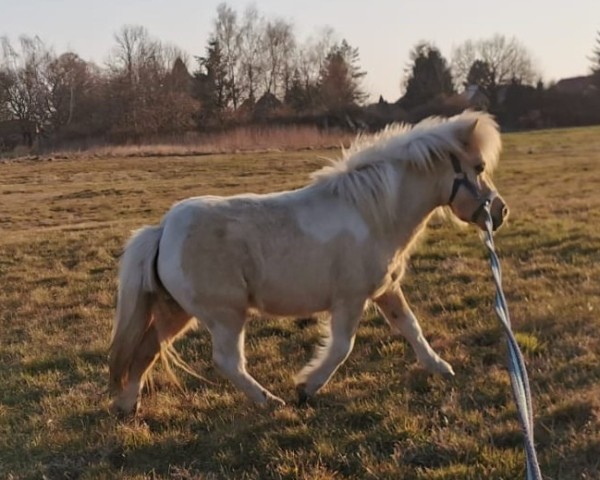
[310, 110, 501, 228]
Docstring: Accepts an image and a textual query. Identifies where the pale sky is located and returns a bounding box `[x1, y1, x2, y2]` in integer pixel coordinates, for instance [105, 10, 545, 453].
[1, 0, 598, 101]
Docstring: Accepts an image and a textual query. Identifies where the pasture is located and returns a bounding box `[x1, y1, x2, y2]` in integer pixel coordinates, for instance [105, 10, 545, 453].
[1, 126, 599, 479]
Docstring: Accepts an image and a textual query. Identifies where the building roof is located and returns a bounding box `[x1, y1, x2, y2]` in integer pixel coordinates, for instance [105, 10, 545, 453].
[554, 75, 596, 95]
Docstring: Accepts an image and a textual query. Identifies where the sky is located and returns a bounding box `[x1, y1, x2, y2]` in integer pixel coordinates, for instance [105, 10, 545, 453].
[1, 0, 598, 102]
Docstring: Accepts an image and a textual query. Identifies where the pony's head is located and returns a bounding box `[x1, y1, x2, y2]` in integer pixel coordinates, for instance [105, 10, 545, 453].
[439, 111, 508, 231]
[311, 110, 508, 232]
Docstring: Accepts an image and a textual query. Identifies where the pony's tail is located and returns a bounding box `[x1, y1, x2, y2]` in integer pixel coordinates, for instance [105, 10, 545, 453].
[109, 225, 163, 394]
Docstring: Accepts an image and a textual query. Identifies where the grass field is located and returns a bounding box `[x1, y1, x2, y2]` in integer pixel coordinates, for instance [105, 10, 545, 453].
[1, 126, 600, 479]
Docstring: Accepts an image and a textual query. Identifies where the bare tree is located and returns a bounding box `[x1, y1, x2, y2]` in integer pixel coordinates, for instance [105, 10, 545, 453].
[452, 34, 537, 109]
[110, 25, 161, 82]
[46, 52, 93, 130]
[108, 25, 158, 133]
[214, 3, 241, 109]
[160, 44, 190, 72]
[591, 31, 600, 88]
[297, 27, 336, 91]
[0, 37, 115, 143]
[294, 26, 337, 111]
[278, 22, 296, 99]
[262, 18, 295, 98]
[238, 5, 264, 103]
[0, 35, 54, 130]
[107, 25, 196, 136]
[453, 34, 537, 87]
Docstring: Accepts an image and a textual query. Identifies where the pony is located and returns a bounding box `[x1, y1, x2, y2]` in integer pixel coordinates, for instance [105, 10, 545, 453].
[109, 110, 508, 415]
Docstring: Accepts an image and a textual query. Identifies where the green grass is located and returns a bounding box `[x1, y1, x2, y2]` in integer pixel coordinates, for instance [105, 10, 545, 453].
[1, 126, 600, 479]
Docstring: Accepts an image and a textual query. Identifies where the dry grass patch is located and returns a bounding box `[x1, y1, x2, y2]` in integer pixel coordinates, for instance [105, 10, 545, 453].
[3, 125, 354, 161]
[1, 126, 600, 479]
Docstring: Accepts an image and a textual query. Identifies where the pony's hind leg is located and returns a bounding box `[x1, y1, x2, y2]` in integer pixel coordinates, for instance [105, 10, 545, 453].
[203, 307, 285, 406]
[110, 295, 193, 415]
[374, 286, 454, 375]
[111, 323, 160, 415]
[295, 300, 364, 402]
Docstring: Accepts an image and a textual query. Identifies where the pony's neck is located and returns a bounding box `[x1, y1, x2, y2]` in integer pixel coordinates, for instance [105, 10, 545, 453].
[385, 166, 445, 251]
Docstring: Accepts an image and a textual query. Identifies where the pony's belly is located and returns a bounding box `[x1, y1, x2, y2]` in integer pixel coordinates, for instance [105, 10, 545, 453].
[254, 287, 331, 317]
[259, 301, 328, 317]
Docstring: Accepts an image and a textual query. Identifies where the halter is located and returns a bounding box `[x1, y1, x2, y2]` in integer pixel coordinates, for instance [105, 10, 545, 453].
[448, 153, 491, 223]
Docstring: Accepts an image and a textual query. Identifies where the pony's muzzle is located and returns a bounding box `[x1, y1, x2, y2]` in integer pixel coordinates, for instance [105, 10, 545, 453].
[473, 197, 509, 231]
[490, 197, 509, 231]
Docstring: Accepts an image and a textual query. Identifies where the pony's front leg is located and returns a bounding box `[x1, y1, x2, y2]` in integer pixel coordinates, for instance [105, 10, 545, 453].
[374, 287, 454, 376]
[204, 308, 285, 406]
[295, 300, 365, 402]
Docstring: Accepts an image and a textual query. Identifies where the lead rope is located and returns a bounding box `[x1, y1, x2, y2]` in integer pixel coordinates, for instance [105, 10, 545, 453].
[481, 202, 542, 480]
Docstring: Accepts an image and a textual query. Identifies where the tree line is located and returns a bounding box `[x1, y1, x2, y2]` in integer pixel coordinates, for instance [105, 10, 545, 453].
[1, 3, 599, 151]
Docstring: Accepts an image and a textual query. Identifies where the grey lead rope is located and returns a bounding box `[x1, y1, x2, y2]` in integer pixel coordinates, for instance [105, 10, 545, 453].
[481, 202, 542, 480]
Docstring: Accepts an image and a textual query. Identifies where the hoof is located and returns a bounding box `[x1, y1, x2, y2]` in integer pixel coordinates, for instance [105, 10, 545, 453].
[295, 383, 310, 406]
[256, 390, 286, 408]
[109, 398, 139, 419]
[438, 361, 455, 377]
[265, 393, 286, 407]
[422, 357, 455, 377]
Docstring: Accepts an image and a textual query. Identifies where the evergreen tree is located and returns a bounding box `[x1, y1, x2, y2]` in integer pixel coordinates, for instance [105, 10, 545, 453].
[169, 57, 192, 92]
[193, 37, 228, 125]
[466, 59, 495, 96]
[284, 69, 309, 112]
[400, 43, 454, 109]
[318, 39, 366, 110]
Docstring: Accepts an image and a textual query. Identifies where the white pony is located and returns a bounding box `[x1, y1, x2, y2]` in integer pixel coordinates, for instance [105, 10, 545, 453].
[109, 110, 508, 415]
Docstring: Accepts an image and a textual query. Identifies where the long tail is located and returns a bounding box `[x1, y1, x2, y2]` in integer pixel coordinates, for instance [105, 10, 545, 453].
[109, 225, 163, 394]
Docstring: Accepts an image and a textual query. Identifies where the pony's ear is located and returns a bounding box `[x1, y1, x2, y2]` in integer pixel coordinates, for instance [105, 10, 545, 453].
[458, 119, 478, 145]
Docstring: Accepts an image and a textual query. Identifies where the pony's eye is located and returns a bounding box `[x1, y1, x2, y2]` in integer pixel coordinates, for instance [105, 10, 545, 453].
[474, 164, 485, 174]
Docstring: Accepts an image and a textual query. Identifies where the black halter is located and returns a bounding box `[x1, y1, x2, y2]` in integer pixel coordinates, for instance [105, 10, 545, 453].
[448, 153, 489, 223]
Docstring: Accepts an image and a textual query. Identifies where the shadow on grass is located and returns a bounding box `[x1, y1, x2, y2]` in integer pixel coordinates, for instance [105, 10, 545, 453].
[87, 390, 396, 479]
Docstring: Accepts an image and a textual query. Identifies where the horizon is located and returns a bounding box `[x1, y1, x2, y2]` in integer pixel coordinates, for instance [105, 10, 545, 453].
[1, 0, 598, 102]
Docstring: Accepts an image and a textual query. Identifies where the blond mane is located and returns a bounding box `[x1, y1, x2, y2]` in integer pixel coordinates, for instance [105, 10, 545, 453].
[310, 110, 501, 228]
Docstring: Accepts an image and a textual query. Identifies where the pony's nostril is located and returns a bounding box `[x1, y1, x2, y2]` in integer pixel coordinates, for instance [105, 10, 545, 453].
[502, 205, 509, 218]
